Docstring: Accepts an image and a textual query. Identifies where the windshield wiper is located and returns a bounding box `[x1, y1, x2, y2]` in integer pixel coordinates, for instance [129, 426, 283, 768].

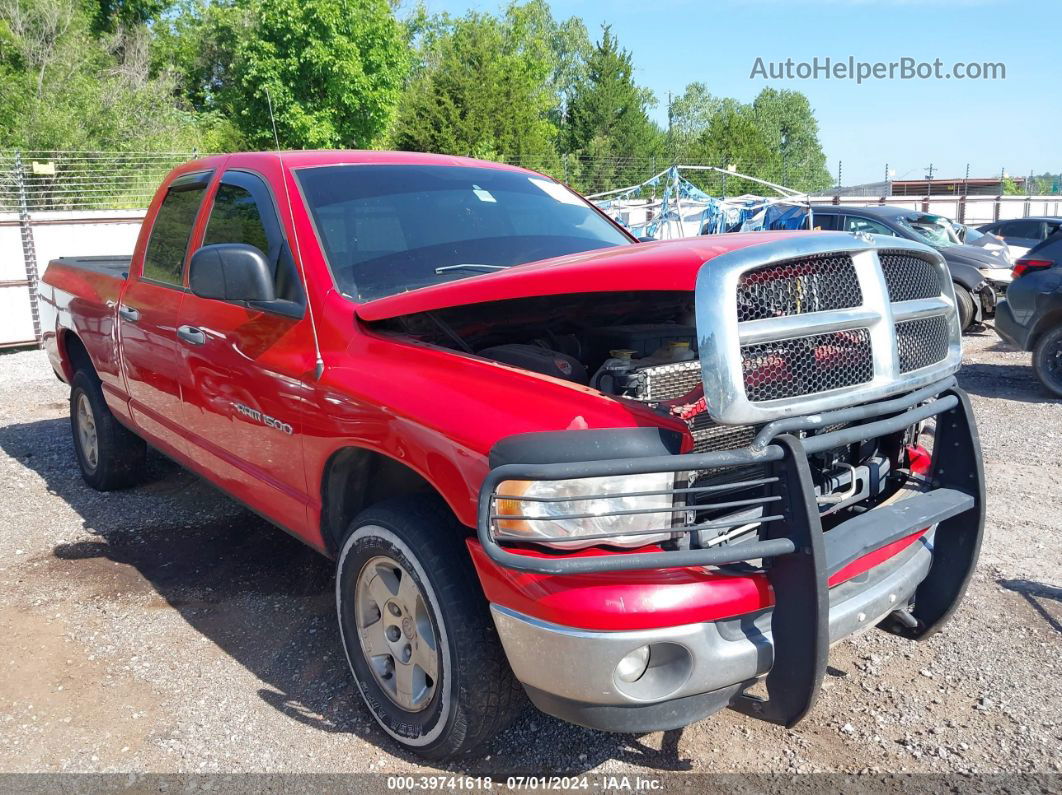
[434, 263, 508, 274]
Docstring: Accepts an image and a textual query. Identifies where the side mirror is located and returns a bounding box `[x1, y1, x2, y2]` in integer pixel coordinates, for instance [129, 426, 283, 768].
[189, 244, 275, 303]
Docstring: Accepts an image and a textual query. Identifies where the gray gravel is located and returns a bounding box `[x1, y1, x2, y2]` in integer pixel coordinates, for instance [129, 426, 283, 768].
[0, 329, 1059, 776]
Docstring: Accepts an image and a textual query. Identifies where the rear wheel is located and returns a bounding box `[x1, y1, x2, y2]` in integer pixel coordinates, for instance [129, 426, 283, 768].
[70, 370, 146, 490]
[1032, 325, 1062, 398]
[335, 497, 524, 759]
[954, 284, 975, 332]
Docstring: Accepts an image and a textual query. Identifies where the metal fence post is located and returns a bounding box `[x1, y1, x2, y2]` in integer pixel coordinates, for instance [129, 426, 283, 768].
[13, 151, 42, 348]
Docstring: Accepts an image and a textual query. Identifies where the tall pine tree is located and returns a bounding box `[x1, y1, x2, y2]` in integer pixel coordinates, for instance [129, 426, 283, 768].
[564, 26, 662, 191]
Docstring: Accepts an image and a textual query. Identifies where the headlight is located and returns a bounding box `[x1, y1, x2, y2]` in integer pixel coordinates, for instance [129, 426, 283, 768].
[977, 267, 1012, 283]
[494, 472, 676, 550]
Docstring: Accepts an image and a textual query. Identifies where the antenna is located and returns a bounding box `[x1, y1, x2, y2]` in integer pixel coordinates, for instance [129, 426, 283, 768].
[264, 86, 282, 150]
[265, 85, 326, 381]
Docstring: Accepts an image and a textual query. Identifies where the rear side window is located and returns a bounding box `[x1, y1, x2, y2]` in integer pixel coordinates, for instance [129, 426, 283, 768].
[203, 184, 270, 253]
[812, 213, 841, 231]
[1000, 220, 1043, 239]
[143, 177, 209, 285]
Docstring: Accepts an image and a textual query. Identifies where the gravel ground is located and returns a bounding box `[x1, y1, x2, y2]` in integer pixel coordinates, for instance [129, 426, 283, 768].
[0, 329, 1058, 777]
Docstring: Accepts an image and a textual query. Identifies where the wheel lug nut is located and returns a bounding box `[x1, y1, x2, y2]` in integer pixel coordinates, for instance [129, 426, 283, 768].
[387, 603, 402, 617]
[402, 644, 411, 663]
[386, 625, 401, 642]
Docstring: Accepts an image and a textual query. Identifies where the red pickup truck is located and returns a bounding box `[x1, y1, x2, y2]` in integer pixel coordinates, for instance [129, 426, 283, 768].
[40, 151, 984, 759]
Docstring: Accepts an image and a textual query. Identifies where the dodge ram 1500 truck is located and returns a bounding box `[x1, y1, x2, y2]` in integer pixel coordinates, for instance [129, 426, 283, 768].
[39, 151, 984, 759]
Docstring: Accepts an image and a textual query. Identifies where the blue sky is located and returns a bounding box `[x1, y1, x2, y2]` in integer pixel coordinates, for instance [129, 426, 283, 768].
[417, 0, 1060, 186]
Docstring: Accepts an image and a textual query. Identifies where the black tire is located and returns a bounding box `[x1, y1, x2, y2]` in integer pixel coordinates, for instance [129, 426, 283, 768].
[335, 497, 524, 759]
[1032, 325, 1062, 398]
[954, 284, 975, 332]
[69, 369, 146, 490]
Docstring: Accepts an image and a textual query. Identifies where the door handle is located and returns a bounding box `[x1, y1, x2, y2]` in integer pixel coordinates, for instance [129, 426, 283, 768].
[118, 305, 140, 322]
[177, 325, 207, 346]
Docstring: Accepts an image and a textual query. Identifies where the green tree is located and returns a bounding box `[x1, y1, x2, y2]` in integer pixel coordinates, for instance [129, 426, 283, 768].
[1001, 176, 1023, 195]
[668, 81, 721, 157]
[217, 0, 409, 149]
[390, 7, 560, 172]
[564, 25, 663, 191]
[0, 0, 206, 153]
[750, 87, 832, 191]
[89, 0, 171, 34]
[692, 105, 774, 195]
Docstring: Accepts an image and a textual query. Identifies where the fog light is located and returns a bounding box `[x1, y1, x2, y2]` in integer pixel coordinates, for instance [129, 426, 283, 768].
[616, 645, 651, 683]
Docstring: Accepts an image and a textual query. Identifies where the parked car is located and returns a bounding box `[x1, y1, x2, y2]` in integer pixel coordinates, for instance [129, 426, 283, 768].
[994, 232, 1062, 397]
[810, 205, 1004, 330]
[978, 217, 1062, 261]
[953, 223, 1012, 266]
[39, 152, 984, 759]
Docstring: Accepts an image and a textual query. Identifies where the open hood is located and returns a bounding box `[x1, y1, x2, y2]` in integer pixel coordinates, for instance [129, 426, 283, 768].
[354, 232, 810, 322]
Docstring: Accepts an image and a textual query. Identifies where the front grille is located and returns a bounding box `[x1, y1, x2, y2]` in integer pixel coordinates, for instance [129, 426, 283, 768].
[638, 361, 701, 401]
[896, 315, 950, 373]
[736, 253, 863, 322]
[879, 251, 943, 301]
[741, 329, 874, 402]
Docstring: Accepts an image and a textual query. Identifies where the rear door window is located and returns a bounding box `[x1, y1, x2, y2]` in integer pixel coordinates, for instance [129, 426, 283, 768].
[812, 213, 841, 231]
[143, 174, 211, 285]
[999, 220, 1044, 240]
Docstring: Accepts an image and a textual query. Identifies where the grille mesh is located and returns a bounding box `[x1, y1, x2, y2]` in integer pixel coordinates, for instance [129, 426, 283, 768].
[639, 361, 702, 401]
[741, 329, 874, 402]
[879, 252, 942, 301]
[896, 315, 951, 373]
[628, 362, 757, 454]
[736, 253, 862, 322]
[688, 414, 757, 453]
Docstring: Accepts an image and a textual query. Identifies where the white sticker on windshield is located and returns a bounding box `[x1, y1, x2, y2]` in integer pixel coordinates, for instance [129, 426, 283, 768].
[529, 177, 584, 205]
[472, 184, 496, 203]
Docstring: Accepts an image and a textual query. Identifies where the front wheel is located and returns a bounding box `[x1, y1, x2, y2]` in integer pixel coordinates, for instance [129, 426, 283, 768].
[335, 498, 524, 759]
[1032, 325, 1062, 398]
[954, 284, 976, 332]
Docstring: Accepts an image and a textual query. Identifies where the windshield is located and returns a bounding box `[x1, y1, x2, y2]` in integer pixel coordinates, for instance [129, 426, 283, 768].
[897, 213, 962, 248]
[296, 164, 632, 301]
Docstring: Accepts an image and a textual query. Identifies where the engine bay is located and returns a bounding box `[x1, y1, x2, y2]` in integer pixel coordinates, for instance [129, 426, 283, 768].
[371, 290, 702, 401]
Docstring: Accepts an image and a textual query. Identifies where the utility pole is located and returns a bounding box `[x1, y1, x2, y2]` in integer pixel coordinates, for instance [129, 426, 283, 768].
[836, 160, 842, 194]
[667, 92, 673, 158]
[926, 163, 934, 198]
[780, 132, 788, 187]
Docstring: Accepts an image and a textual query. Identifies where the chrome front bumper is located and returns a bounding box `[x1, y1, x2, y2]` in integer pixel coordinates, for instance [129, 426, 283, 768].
[491, 531, 934, 730]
